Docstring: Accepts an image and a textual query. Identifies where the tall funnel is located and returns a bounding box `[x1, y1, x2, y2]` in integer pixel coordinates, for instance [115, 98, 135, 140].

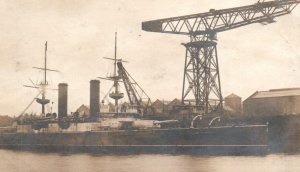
[90, 80, 100, 120]
[58, 83, 68, 118]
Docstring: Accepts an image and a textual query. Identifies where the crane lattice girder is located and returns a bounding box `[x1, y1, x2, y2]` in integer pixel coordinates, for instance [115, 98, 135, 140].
[117, 62, 140, 106]
[142, 0, 299, 35]
[117, 62, 152, 110]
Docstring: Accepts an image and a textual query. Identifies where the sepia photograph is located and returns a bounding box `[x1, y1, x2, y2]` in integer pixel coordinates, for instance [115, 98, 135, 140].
[0, 0, 300, 171]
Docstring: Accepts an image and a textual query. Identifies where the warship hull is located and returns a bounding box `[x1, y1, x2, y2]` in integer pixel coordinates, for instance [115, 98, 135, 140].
[230, 115, 300, 154]
[0, 125, 268, 155]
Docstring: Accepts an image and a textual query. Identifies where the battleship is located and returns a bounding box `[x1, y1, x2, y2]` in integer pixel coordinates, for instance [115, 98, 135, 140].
[0, 34, 268, 155]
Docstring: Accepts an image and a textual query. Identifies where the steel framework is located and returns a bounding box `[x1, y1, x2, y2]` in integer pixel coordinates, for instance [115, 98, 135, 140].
[142, 0, 299, 115]
[117, 62, 151, 114]
[182, 41, 222, 114]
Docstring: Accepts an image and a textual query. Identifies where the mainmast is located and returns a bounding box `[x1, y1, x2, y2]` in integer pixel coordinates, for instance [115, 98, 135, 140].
[98, 33, 151, 115]
[44, 41, 47, 85]
[109, 32, 124, 113]
[114, 32, 117, 76]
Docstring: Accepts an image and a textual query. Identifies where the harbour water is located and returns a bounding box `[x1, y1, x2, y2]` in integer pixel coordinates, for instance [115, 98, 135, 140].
[0, 149, 299, 172]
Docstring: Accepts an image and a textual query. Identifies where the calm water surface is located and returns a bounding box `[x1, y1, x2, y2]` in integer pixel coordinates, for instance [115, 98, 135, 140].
[0, 149, 299, 172]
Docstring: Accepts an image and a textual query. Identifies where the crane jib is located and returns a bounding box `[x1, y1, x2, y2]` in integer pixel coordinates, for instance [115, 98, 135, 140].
[142, 0, 300, 35]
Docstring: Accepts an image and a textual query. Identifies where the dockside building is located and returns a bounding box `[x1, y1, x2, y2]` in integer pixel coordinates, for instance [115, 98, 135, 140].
[243, 88, 300, 117]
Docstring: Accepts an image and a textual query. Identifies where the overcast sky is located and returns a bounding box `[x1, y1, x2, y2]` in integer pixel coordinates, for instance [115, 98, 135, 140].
[0, 0, 299, 116]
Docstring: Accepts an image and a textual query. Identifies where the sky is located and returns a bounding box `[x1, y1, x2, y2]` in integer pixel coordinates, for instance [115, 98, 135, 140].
[0, 0, 299, 116]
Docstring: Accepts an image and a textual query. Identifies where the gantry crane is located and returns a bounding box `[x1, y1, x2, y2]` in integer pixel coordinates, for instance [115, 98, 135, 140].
[142, 0, 299, 115]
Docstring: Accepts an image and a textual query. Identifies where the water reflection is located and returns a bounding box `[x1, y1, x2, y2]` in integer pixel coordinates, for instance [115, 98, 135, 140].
[0, 150, 299, 172]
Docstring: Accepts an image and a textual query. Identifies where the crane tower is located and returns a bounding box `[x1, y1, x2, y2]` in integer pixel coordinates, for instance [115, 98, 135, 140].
[142, 0, 299, 115]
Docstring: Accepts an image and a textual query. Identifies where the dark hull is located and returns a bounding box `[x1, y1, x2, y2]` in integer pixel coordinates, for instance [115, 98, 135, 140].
[228, 115, 300, 154]
[0, 145, 267, 155]
[0, 125, 268, 155]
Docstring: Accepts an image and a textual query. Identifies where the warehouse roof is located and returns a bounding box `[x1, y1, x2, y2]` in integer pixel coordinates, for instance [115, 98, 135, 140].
[248, 88, 300, 99]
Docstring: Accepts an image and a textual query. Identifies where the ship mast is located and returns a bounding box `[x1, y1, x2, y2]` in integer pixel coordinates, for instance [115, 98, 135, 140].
[108, 32, 124, 114]
[44, 41, 47, 85]
[41, 41, 48, 115]
[98, 33, 152, 115]
[114, 32, 117, 78]
[22, 41, 59, 116]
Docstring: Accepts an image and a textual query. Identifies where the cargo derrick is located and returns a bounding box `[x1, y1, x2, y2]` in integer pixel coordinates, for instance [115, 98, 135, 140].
[142, 0, 300, 115]
[117, 62, 151, 115]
